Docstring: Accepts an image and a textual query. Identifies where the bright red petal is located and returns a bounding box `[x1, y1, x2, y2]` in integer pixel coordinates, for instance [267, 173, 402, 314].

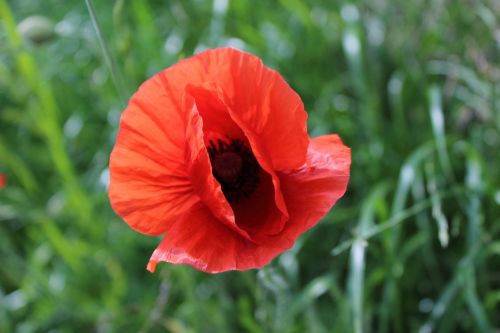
[159, 48, 309, 170]
[185, 83, 244, 144]
[182, 93, 254, 241]
[147, 205, 238, 273]
[196, 48, 309, 171]
[109, 74, 199, 236]
[278, 135, 351, 238]
[147, 204, 284, 273]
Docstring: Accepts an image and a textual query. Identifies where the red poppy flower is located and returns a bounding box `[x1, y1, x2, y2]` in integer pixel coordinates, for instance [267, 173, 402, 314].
[0, 174, 5, 189]
[109, 48, 350, 273]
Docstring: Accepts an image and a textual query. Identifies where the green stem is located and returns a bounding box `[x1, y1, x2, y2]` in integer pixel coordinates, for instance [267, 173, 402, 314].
[85, 0, 128, 105]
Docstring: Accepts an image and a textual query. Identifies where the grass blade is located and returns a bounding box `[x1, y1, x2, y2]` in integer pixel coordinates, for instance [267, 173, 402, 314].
[428, 85, 453, 179]
[348, 183, 390, 333]
[85, 0, 128, 105]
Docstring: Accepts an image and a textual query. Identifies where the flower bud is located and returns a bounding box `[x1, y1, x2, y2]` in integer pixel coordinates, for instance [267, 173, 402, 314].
[17, 15, 55, 45]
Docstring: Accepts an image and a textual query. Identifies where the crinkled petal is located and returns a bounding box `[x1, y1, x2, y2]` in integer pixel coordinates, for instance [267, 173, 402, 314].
[109, 73, 199, 236]
[185, 83, 244, 144]
[147, 204, 285, 273]
[182, 93, 254, 241]
[277, 134, 351, 240]
[236, 134, 350, 264]
[200, 48, 309, 170]
[160, 48, 309, 170]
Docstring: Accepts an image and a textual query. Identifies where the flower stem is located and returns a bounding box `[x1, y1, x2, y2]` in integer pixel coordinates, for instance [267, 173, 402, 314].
[85, 0, 128, 105]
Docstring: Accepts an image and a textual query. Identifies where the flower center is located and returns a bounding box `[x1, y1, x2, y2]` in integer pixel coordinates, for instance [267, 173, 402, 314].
[212, 152, 243, 183]
[207, 139, 260, 203]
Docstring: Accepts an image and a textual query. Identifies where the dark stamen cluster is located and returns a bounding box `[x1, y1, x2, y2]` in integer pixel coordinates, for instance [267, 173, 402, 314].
[207, 139, 260, 203]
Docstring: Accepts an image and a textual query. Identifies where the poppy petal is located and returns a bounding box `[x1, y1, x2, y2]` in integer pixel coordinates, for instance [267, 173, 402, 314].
[278, 134, 351, 238]
[186, 83, 244, 144]
[182, 93, 255, 241]
[236, 134, 350, 265]
[146, 204, 237, 273]
[147, 204, 283, 273]
[197, 48, 309, 171]
[109, 74, 199, 236]
[166, 48, 308, 170]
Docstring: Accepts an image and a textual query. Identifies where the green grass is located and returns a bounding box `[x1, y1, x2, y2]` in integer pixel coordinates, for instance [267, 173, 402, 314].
[1, 0, 499, 332]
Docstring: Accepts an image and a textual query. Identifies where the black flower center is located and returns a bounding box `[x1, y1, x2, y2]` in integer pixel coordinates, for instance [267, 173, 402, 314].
[207, 139, 260, 203]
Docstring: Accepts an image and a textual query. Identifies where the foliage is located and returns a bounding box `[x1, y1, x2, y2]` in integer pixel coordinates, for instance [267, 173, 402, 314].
[1, 0, 499, 332]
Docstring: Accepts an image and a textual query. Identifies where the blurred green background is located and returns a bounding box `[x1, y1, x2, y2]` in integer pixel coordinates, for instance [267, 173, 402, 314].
[1, 0, 499, 332]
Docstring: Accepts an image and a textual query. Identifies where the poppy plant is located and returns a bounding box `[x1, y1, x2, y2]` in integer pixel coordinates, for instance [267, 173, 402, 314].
[0, 173, 5, 189]
[109, 48, 351, 273]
